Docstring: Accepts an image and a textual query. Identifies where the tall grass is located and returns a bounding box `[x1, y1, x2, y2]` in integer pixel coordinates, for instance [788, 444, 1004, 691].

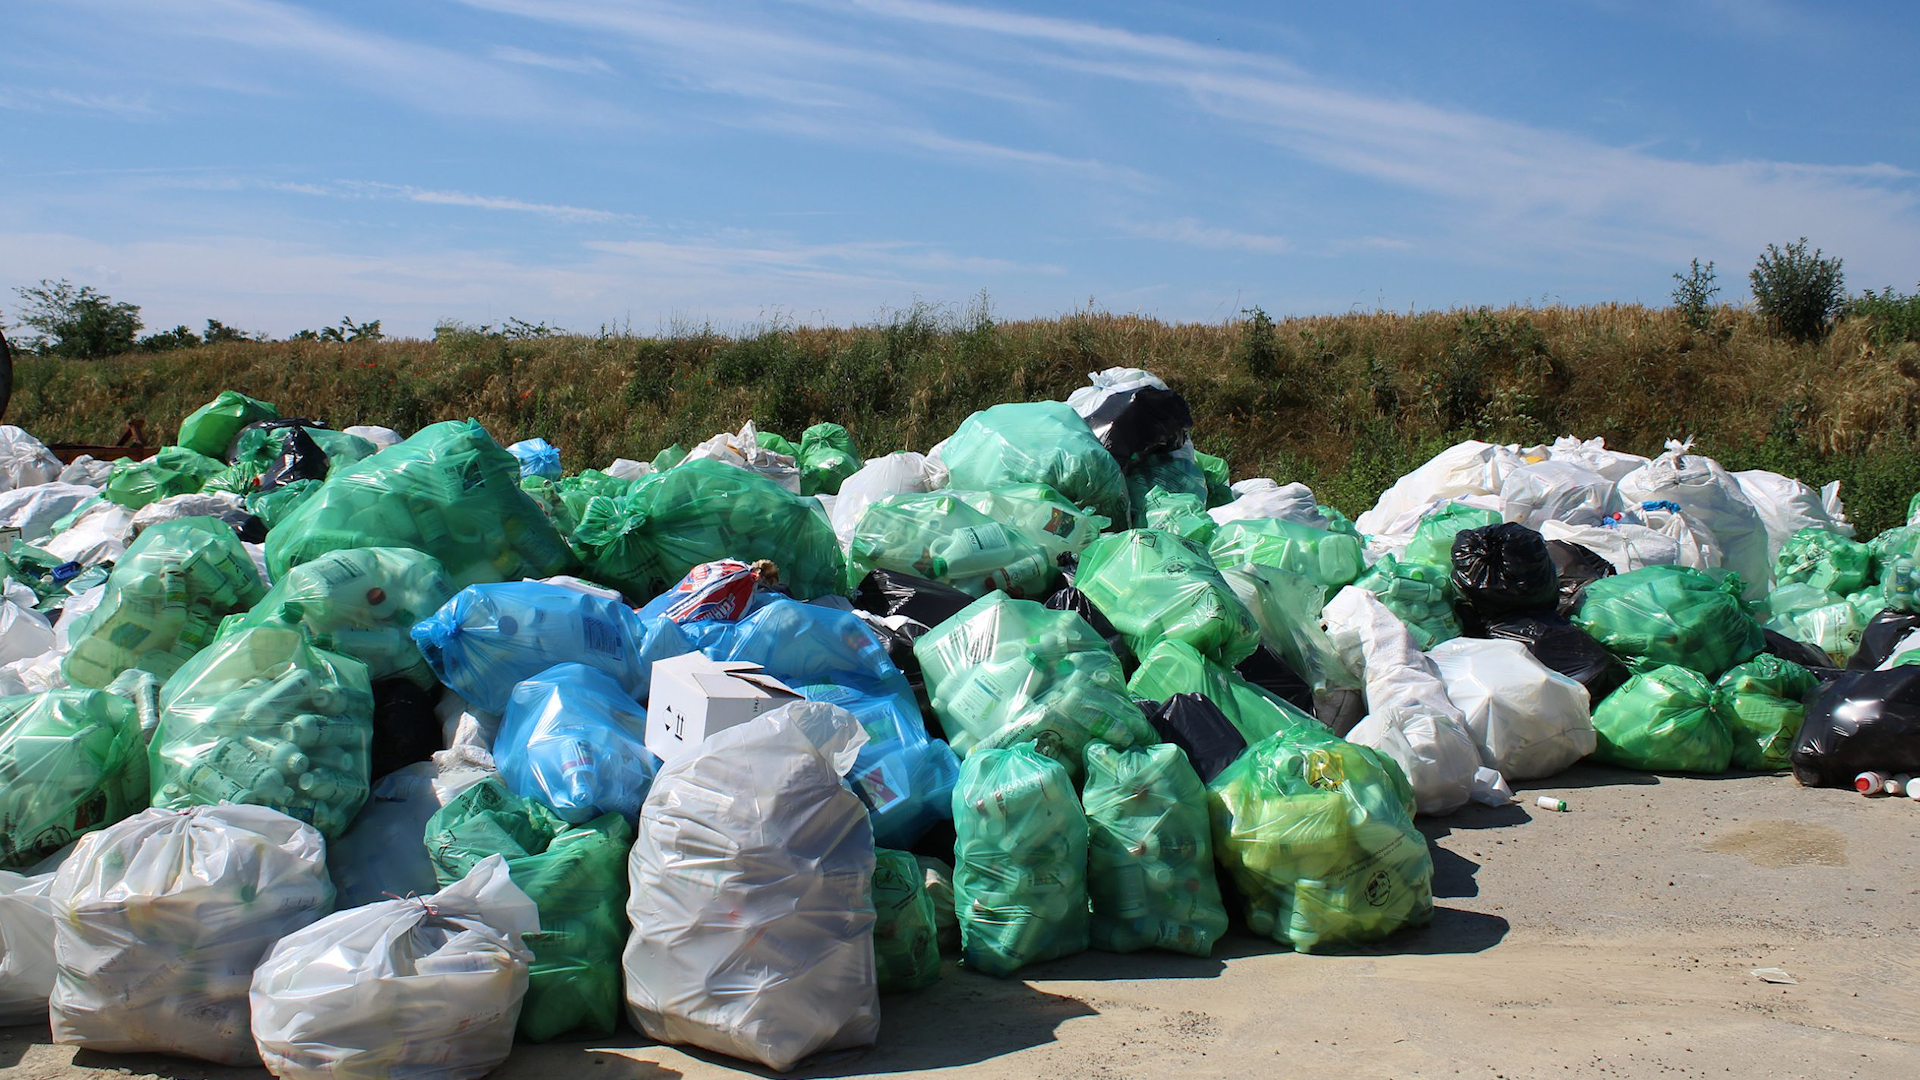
[12, 301, 1920, 533]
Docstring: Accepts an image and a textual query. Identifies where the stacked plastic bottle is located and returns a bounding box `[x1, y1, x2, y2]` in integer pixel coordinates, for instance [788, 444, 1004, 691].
[1082, 741, 1228, 956]
[952, 744, 1089, 977]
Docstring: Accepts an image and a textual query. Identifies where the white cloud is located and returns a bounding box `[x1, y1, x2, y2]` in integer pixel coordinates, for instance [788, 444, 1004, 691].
[0, 87, 155, 117]
[486, 45, 612, 75]
[1123, 218, 1289, 254]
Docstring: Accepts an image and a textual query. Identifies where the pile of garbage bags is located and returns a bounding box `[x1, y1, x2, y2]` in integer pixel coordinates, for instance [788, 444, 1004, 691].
[0, 373, 1911, 1073]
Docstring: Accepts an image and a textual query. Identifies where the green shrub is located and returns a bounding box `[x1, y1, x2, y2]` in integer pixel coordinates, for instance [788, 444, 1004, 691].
[1751, 238, 1846, 343]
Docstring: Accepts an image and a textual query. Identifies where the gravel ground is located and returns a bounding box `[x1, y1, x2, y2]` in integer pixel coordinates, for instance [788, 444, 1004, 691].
[7, 764, 1918, 1080]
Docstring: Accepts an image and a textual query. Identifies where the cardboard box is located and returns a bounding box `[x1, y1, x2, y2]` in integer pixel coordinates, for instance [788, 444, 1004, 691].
[647, 653, 805, 763]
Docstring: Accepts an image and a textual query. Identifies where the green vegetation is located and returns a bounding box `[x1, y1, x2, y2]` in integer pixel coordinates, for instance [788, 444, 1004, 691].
[1750, 238, 1847, 343]
[10, 299, 1920, 534]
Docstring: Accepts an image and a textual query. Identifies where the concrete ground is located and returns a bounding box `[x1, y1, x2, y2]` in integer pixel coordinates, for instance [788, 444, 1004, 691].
[7, 765, 1918, 1080]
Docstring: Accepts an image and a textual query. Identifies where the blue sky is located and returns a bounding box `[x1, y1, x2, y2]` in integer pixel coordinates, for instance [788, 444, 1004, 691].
[3, 0, 1917, 338]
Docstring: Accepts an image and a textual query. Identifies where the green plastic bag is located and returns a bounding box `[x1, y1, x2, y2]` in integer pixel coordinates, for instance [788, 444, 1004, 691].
[1193, 450, 1234, 508]
[1353, 555, 1460, 649]
[1220, 564, 1357, 697]
[1575, 566, 1764, 678]
[754, 428, 798, 458]
[1125, 453, 1209, 521]
[217, 547, 456, 686]
[1868, 524, 1920, 577]
[1764, 588, 1865, 665]
[938, 401, 1130, 529]
[1077, 529, 1260, 667]
[554, 469, 632, 527]
[231, 424, 377, 474]
[915, 854, 959, 953]
[1138, 487, 1217, 545]
[1773, 528, 1871, 595]
[425, 777, 633, 1040]
[1082, 741, 1228, 957]
[651, 443, 688, 471]
[1208, 727, 1433, 952]
[200, 460, 265, 497]
[1210, 518, 1366, 590]
[872, 847, 941, 991]
[1403, 503, 1503, 568]
[952, 483, 1111, 562]
[245, 478, 320, 530]
[62, 517, 266, 688]
[915, 591, 1153, 776]
[1589, 663, 1730, 773]
[520, 476, 580, 536]
[799, 422, 862, 497]
[1847, 586, 1888, 622]
[0, 689, 148, 868]
[176, 390, 279, 459]
[102, 446, 226, 510]
[1711, 655, 1817, 771]
[569, 459, 846, 600]
[1127, 638, 1315, 746]
[849, 491, 1055, 599]
[951, 744, 1089, 977]
[265, 419, 575, 590]
[150, 625, 375, 837]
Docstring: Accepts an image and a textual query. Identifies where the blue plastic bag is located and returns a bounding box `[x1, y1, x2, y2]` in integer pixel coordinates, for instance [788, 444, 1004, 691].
[412, 581, 692, 714]
[494, 662, 658, 822]
[673, 594, 959, 847]
[509, 438, 563, 481]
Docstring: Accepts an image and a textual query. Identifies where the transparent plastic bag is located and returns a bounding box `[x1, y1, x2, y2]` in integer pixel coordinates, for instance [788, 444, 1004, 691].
[914, 590, 1153, 777]
[265, 419, 575, 589]
[0, 689, 147, 868]
[936, 401, 1130, 528]
[1590, 663, 1730, 773]
[872, 846, 941, 991]
[0, 866, 59, 1022]
[625, 701, 878, 1071]
[219, 546, 456, 686]
[1220, 564, 1356, 698]
[952, 744, 1089, 977]
[1210, 518, 1365, 589]
[1127, 637, 1315, 748]
[177, 389, 279, 458]
[1082, 741, 1227, 956]
[951, 482, 1111, 562]
[493, 662, 658, 824]
[151, 625, 376, 839]
[62, 516, 266, 688]
[327, 753, 492, 909]
[849, 490, 1055, 599]
[50, 804, 334, 1064]
[1352, 554, 1460, 649]
[798, 422, 862, 497]
[1711, 655, 1817, 771]
[1774, 527, 1871, 595]
[412, 581, 692, 713]
[102, 446, 226, 510]
[1576, 565, 1763, 678]
[426, 779, 631, 1040]
[1078, 529, 1260, 666]
[250, 855, 536, 1080]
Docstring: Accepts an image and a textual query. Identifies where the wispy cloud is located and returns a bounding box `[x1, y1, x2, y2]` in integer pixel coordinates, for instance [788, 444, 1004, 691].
[0, 87, 155, 117]
[184, 176, 638, 224]
[1123, 218, 1289, 254]
[487, 45, 612, 75]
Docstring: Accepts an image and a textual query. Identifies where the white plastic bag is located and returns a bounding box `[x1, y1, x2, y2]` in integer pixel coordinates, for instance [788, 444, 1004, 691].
[1538, 520, 1682, 574]
[1428, 637, 1596, 780]
[1323, 587, 1479, 815]
[1732, 469, 1853, 561]
[1064, 366, 1168, 417]
[603, 457, 653, 481]
[1615, 439, 1770, 595]
[0, 427, 63, 492]
[56, 455, 114, 489]
[342, 425, 404, 449]
[830, 451, 949, 545]
[49, 804, 334, 1064]
[42, 500, 134, 566]
[327, 753, 494, 909]
[1500, 460, 1615, 529]
[0, 598, 56, 667]
[1356, 441, 1506, 536]
[251, 855, 537, 1080]
[129, 490, 250, 536]
[0, 867, 59, 1024]
[683, 420, 801, 492]
[1547, 435, 1648, 482]
[1208, 479, 1324, 527]
[437, 687, 503, 757]
[0, 483, 99, 544]
[625, 700, 879, 1071]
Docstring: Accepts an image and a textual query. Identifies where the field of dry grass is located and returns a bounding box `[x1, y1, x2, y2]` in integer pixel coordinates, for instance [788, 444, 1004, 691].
[11, 302, 1920, 532]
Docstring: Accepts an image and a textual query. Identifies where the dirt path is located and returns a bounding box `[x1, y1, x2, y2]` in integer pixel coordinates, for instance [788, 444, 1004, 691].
[7, 766, 1917, 1080]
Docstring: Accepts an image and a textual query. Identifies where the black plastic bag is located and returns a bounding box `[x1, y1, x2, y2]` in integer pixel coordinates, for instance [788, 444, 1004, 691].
[1082, 386, 1193, 465]
[1546, 539, 1614, 616]
[230, 514, 268, 545]
[1480, 612, 1629, 704]
[1791, 666, 1920, 787]
[1044, 584, 1134, 670]
[1451, 523, 1560, 618]
[1146, 693, 1247, 783]
[225, 416, 331, 463]
[1233, 642, 1314, 714]
[1763, 628, 1838, 671]
[258, 426, 331, 493]
[1848, 610, 1920, 671]
[369, 678, 444, 781]
[854, 569, 974, 631]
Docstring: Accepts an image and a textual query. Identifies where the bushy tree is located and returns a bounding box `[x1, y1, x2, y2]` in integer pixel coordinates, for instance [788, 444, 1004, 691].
[1671, 259, 1719, 333]
[11, 279, 143, 358]
[1750, 238, 1846, 343]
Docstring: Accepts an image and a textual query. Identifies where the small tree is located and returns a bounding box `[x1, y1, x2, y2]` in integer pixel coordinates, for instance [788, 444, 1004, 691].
[138, 325, 200, 352]
[11, 279, 142, 358]
[203, 319, 251, 344]
[1671, 258, 1719, 333]
[1750, 238, 1846, 343]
